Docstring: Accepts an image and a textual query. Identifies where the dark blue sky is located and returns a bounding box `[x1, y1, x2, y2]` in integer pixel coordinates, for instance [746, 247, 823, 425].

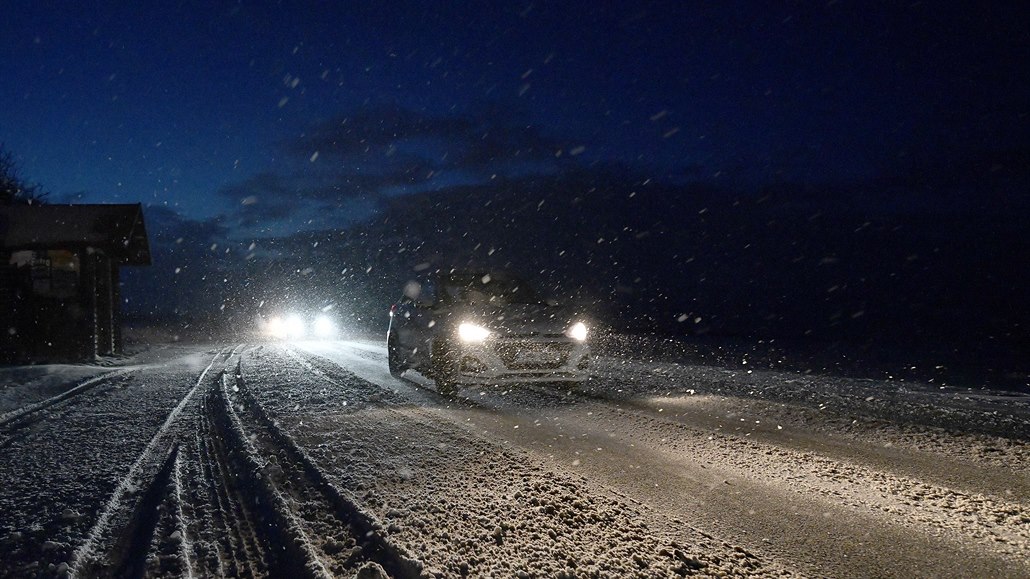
[2, 1, 1027, 235]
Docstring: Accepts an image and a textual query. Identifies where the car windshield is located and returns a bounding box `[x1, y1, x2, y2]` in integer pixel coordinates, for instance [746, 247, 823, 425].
[440, 274, 544, 305]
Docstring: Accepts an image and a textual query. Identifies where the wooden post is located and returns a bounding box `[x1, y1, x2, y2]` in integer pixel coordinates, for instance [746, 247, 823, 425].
[85, 249, 98, 359]
[94, 255, 114, 356]
[112, 265, 122, 354]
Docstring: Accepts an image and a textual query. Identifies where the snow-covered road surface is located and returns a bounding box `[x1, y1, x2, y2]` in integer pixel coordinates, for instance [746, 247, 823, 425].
[0, 338, 1026, 578]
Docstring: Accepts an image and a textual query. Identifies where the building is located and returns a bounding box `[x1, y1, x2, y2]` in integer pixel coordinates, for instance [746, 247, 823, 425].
[0, 204, 151, 362]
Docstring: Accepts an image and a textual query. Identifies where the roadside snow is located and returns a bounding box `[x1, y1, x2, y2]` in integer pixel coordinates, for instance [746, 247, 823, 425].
[0, 364, 112, 416]
[588, 356, 1030, 471]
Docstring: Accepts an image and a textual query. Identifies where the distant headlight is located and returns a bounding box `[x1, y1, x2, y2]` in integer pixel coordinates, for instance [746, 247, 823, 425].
[285, 314, 306, 339]
[458, 322, 491, 342]
[313, 314, 336, 338]
[266, 316, 286, 338]
[568, 322, 588, 342]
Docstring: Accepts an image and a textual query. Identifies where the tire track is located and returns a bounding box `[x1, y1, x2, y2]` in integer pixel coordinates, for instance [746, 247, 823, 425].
[0, 368, 136, 429]
[229, 358, 423, 578]
[204, 372, 310, 577]
[169, 451, 195, 579]
[69, 345, 238, 578]
[109, 443, 180, 577]
[0, 371, 136, 450]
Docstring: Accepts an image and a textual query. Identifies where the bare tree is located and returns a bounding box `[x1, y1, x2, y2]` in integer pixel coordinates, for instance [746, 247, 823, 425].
[0, 144, 47, 205]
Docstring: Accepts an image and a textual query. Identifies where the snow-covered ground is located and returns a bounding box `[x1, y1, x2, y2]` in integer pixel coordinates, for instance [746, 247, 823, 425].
[0, 336, 1026, 578]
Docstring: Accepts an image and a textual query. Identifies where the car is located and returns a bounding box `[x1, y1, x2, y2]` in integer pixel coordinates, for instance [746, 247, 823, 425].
[386, 270, 590, 394]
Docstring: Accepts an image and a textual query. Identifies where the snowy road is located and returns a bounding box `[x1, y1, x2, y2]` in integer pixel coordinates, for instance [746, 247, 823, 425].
[0, 338, 1027, 578]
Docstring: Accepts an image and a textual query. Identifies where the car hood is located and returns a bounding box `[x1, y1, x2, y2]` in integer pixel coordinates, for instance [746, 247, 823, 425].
[454, 303, 577, 336]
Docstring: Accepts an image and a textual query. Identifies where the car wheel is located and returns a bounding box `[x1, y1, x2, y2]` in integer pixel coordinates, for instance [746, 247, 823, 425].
[432, 340, 458, 396]
[387, 333, 407, 377]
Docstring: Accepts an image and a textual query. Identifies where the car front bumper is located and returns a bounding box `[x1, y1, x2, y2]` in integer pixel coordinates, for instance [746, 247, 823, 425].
[451, 337, 590, 384]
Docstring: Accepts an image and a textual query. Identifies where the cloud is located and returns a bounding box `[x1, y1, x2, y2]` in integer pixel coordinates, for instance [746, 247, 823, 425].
[142, 204, 228, 243]
[287, 103, 474, 159]
[216, 101, 583, 235]
[219, 173, 296, 204]
[215, 168, 406, 232]
[287, 101, 567, 173]
[217, 173, 304, 227]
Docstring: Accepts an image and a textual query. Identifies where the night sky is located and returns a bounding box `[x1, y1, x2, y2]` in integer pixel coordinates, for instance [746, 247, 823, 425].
[3, 2, 1026, 229]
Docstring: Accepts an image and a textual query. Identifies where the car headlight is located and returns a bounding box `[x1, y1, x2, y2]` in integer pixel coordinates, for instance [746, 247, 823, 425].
[266, 316, 286, 338]
[313, 314, 336, 338]
[568, 321, 588, 342]
[458, 322, 491, 342]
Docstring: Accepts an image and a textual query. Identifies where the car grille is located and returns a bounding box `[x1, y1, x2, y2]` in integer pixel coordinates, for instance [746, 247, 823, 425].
[493, 340, 572, 370]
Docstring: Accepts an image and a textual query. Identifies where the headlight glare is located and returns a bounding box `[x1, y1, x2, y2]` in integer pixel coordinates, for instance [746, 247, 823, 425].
[458, 322, 491, 342]
[266, 316, 286, 338]
[568, 321, 588, 341]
